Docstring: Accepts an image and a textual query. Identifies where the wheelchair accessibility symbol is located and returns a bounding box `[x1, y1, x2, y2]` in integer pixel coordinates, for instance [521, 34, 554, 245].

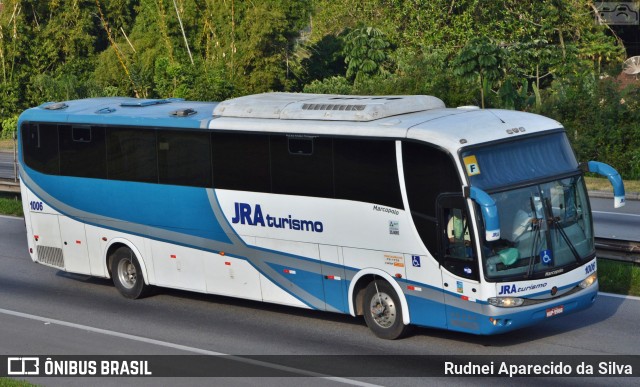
[540, 249, 553, 266]
[412, 255, 421, 267]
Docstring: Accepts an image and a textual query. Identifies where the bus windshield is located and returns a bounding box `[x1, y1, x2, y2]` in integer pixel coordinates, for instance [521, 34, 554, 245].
[481, 175, 594, 281]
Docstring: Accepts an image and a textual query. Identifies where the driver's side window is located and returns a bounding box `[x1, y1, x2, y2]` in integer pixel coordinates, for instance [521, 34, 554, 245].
[446, 208, 471, 257]
[438, 196, 479, 280]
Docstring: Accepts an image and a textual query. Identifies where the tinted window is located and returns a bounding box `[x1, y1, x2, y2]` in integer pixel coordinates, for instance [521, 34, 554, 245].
[211, 132, 271, 192]
[288, 137, 313, 155]
[270, 135, 334, 198]
[22, 123, 59, 175]
[158, 131, 212, 187]
[59, 125, 107, 179]
[403, 141, 460, 253]
[439, 195, 479, 280]
[107, 128, 157, 183]
[334, 139, 403, 209]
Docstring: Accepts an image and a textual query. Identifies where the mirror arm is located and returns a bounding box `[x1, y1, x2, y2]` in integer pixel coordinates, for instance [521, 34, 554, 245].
[467, 186, 501, 241]
[584, 161, 626, 208]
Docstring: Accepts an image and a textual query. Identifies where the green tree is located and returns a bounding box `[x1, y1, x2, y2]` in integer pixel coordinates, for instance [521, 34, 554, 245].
[299, 34, 346, 86]
[1, 115, 18, 139]
[343, 25, 390, 82]
[303, 76, 353, 94]
[452, 37, 505, 108]
[0, 0, 32, 114]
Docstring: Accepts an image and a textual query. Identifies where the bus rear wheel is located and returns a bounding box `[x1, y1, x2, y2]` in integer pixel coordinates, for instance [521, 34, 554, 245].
[363, 280, 409, 340]
[110, 246, 150, 299]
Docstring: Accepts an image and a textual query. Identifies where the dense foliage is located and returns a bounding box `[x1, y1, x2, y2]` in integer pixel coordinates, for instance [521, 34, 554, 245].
[0, 0, 638, 178]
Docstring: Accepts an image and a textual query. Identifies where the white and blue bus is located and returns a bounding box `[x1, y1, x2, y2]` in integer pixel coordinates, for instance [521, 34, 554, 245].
[18, 93, 625, 339]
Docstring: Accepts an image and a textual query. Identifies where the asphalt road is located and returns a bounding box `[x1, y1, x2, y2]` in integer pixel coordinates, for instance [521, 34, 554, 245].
[0, 215, 639, 386]
[591, 196, 640, 241]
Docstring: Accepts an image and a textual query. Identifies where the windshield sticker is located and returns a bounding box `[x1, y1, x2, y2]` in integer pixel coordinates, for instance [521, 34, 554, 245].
[463, 155, 481, 176]
[540, 249, 553, 266]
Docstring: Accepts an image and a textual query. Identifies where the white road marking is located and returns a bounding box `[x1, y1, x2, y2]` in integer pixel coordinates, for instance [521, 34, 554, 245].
[592, 211, 640, 218]
[0, 307, 381, 386]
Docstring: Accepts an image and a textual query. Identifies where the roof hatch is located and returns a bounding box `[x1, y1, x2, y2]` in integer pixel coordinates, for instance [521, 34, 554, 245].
[41, 102, 69, 110]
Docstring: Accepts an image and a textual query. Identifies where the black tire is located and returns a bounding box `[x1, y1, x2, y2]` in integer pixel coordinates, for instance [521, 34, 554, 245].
[110, 246, 150, 299]
[363, 280, 410, 340]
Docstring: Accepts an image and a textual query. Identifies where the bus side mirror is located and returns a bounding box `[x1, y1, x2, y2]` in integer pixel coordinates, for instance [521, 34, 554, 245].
[583, 161, 626, 208]
[466, 186, 500, 241]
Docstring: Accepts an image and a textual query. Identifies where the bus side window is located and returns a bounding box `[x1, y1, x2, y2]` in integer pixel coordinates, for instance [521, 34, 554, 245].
[403, 141, 461, 255]
[22, 123, 60, 175]
[211, 132, 271, 193]
[107, 128, 158, 183]
[60, 125, 107, 179]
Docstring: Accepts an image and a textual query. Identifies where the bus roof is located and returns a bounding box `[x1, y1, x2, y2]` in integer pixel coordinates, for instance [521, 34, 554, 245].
[19, 93, 563, 151]
[19, 97, 219, 129]
[212, 92, 446, 121]
[210, 93, 563, 150]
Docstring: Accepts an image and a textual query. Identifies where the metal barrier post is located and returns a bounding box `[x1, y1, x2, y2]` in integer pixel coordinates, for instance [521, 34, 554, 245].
[13, 132, 17, 182]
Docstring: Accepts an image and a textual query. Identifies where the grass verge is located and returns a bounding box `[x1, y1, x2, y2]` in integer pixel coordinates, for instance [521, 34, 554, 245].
[585, 176, 640, 194]
[0, 378, 37, 387]
[0, 197, 23, 217]
[597, 258, 640, 296]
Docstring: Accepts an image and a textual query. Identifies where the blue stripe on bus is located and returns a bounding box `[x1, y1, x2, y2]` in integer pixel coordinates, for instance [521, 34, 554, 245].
[29, 168, 231, 243]
[265, 262, 327, 309]
[405, 294, 448, 329]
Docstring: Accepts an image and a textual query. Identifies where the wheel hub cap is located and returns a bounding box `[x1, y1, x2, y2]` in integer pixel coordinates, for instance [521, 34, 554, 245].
[369, 291, 396, 328]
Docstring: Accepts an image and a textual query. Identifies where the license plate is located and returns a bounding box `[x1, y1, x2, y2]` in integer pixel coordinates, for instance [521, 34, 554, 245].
[546, 305, 564, 317]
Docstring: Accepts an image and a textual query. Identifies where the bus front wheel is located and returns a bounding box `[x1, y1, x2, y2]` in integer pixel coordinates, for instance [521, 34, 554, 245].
[363, 280, 409, 339]
[110, 246, 150, 299]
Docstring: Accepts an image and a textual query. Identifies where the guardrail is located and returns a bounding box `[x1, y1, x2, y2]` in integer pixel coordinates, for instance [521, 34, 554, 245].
[0, 145, 18, 188]
[0, 178, 20, 193]
[595, 237, 640, 264]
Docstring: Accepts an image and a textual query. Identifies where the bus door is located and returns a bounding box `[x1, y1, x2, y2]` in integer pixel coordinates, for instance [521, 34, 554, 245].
[437, 195, 482, 329]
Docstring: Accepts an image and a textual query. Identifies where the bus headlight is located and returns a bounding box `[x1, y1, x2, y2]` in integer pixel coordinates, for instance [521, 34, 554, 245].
[579, 272, 597, 289]
[488, 297, 524, 307]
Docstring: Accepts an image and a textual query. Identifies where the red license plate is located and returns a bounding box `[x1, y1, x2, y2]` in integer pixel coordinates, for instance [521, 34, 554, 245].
[546, 305, 564, 317]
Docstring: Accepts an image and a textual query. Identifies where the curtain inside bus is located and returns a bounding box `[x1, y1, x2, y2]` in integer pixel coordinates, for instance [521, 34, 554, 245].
[461, 132, 578, 190]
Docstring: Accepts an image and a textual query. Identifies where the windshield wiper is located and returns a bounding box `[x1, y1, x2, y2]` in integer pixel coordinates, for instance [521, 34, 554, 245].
[526, 196, 541, 277]
[544, 197, 581, 262]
